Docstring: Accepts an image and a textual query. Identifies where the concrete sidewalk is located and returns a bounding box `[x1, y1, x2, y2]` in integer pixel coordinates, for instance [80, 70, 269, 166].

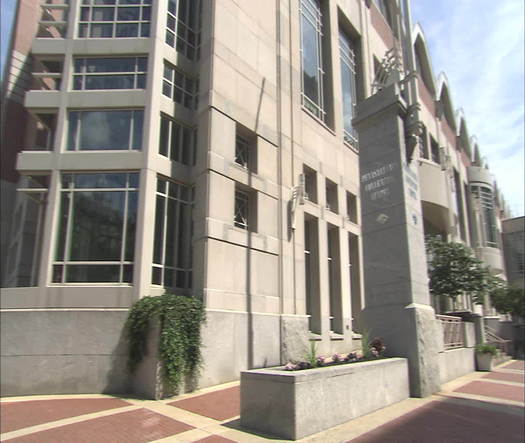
[1, 360, 523, 442]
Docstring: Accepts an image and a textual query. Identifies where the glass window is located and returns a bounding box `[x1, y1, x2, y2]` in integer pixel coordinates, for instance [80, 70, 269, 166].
[430, 137, 440, 163]
[2, 176, 49, 288]
[78, 0, 151, 38]
[158, 114, 196, 165]
[67, 110, 143, 151]
[300, 0, 326, 120]
[166, 0, 202, 60]
[235, 135, 250, 168]
[339, 31, 358, 147]
[325, 179, 338, 213]
[73, 57, 147, 90]
[303, 165, 317, 203]
[472, 186, 498, 247]
[53, 172, 138, 284]
[152, 177, 193, 290]
[234, 190, 250, 230]
[162, 62, 198, 109]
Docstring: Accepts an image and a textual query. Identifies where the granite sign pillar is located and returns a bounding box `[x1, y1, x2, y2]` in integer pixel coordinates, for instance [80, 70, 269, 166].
[354, 83, 440, 397]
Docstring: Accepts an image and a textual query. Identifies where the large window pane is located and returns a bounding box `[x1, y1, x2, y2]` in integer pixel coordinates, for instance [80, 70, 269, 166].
[69, 191, 125, 261]
[152, 177, 193, 290]
[165, 0, 202, 60]
[339, 31, 358, 146]
[79, 0, 150, 38]
[67, 265, 120, 282]
[162, 62, 198, 109]
[74, 57, 146, 90]
[2, 176, 49, 287]
[302, 18, 319, 105]
[300, 0, 325, 120]
[68, 110, 143, 151]
[54, 172, 138, 283]
[158, 114, 195, 165]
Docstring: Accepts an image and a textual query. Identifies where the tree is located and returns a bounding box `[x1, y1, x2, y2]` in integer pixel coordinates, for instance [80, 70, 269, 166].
[426, 236, 488, 302]
[489, 286, 525, 319]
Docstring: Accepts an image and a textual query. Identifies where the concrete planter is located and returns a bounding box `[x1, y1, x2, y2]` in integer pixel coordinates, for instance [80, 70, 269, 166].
[240, 358, 409, 440]
[475, 352, 494, 371]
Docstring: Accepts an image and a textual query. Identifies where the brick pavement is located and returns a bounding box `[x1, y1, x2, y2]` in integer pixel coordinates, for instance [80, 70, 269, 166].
[0, 361, 523, 442]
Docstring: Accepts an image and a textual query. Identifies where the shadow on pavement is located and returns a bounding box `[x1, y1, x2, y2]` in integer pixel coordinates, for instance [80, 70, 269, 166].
[348, 395, 524, 443]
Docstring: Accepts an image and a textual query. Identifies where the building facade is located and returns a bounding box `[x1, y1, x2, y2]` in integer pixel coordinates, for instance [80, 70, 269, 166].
[502, 216, 525, 290]
[1, 0, 512, 396]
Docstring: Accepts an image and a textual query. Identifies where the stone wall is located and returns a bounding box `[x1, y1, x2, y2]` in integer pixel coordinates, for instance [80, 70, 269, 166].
[1, 310, 130, 397]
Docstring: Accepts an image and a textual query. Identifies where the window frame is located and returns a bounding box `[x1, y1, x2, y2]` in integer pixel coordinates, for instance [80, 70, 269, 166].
[158, 114, 196, 165]
[162, 62, 199, 110]
[73, 57, 147, 91]
[339, 30, 358, 148]
[151, 176, 193, 291]
[166, 0, 202, 60]
[3, 175, 49, 288]
[67, 109, 144, 151]
[52, 172, 139, 285]
[299, 0, 327, 121]
[234, 189, 251, 230]
[78, 0, 152, 39]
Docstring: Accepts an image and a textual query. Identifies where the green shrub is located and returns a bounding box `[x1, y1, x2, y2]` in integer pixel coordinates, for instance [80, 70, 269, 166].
[475, 343, 497, 356]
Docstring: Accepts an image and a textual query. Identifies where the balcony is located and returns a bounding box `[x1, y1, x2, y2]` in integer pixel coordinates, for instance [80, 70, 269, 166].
[419, 160, 450, 209]
[468, 166, 492, 187]
[36, 1, 69, 39]
[24, 59, 63, 109]
[419, 160, 452, 235]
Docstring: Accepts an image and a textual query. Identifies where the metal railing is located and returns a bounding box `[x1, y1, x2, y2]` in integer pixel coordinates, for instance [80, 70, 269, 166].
[437, 314, 464, 349]
[484, 325, 510, 354]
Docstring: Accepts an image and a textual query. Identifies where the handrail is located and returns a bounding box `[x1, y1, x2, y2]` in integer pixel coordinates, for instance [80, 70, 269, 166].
[484, 325, 510, 354]
[437, 314, 464, 350]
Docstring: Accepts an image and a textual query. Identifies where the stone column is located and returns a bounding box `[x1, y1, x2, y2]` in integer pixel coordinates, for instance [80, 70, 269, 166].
[354, 84, 440, 398]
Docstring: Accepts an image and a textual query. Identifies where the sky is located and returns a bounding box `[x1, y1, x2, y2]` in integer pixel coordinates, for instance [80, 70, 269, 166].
[1, 0, 524, 215]
[0, 0, 17, 80]
[411, 0, 524, 217]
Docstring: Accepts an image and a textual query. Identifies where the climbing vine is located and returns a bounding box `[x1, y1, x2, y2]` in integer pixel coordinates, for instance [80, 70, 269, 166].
[125, 293, 206, 393]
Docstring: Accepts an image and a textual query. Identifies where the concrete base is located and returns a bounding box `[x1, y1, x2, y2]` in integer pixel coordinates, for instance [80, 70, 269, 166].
[1, 310, 130, 397]
[362, 303, 441, 398]
[240, 358, 409, 440]
[439, 348, 475, 384]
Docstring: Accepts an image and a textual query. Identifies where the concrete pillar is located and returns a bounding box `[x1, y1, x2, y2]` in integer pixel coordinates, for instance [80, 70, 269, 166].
[471, 314, 486, 345]
[354, 83, 440, 398]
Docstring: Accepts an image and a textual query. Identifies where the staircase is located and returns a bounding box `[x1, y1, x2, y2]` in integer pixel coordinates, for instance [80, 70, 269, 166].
[484, 325, 512, 365]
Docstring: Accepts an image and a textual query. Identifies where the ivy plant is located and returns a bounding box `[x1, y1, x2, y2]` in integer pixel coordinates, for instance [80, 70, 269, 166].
[125, 293, 206, 393]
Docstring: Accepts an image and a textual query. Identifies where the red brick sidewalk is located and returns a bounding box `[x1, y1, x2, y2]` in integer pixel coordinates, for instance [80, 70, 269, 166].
[1, 361, 524, 442]
[0, 384, 241, 443]
[348, 360, 525, 443]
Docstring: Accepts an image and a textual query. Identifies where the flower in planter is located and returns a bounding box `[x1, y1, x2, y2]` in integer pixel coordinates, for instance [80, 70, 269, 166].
[347, 352, 358, 361]
[284, 362, 297, 371]
[332, 353, 345, 363]
[370, 337, 386, 356]
[297, 361, 312, 370]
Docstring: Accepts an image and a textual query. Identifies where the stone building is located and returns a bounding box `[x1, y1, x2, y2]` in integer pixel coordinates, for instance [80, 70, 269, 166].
[1, 0, 511, 397]
[502, 216, 525, 290]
